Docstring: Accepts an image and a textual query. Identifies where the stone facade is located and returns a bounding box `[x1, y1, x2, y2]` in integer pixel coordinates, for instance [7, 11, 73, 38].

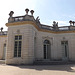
[0, 35, 7, 60]
[0, 9, 75, 64]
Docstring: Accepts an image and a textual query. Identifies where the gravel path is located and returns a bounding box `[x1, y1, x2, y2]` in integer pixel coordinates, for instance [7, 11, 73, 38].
[0, 64, 75, 75]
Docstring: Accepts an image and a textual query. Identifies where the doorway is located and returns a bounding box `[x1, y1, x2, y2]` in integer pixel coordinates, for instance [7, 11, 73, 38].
[61, 41, 69, 61]
[44, 40, 51, 59]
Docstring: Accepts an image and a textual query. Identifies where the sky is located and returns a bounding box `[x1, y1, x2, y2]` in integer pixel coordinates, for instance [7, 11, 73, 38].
[0, 0, 75, 31]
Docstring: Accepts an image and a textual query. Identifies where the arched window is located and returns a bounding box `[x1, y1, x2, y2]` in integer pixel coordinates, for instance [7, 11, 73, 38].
[44, 40, 50, 44]
[44, 40, 51, 59]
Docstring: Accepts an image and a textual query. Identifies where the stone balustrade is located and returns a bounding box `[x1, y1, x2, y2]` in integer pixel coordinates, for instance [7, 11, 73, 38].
[8, 9, 75, 31]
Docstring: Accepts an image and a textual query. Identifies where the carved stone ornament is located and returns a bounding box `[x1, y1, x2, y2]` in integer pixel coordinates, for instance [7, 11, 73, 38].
[42, 36, 53, 45]
[25, 8, 29, 15]
[1, 27, 3, 32]
[17, 29, 20, 34]
[30, 10, 34, 16]
[9, 11, 14, 17]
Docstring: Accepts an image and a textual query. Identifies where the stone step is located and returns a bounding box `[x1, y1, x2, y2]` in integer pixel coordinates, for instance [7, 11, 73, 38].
[0, 60, 5, 64]
[33, 61, 75, 65]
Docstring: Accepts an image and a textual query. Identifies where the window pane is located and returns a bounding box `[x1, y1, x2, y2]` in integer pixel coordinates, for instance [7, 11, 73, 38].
[61, 42, 64, 44]
[65, 45, 67, 57]
[44, 40, 50, 44]
[14, 41, 18, 57]
[19, 35, 22, 40]
[65, 41, 68, 45]
[4, 44, 6, 47]
[15, 41, 18, 46]
[44, 45, 46, 59]
[15, 36, 18, 40]
[18, 51, 21, 57]
[14, 51, 17, 57]
[18, 41, 21, 57]
[14, 54, 17, 57]
[14, 35, 22, 57]
[18, 47, 21, 57]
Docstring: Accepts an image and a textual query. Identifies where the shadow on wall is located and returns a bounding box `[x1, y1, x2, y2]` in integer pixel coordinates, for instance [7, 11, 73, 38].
[8, 64, 75, 72]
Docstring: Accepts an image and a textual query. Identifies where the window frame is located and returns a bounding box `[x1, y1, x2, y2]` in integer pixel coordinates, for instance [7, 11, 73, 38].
[14, 35, 22, 57]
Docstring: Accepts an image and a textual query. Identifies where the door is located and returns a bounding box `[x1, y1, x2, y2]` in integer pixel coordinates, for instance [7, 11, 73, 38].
[44, 40, 51, 59]
[61, 41, 69, 61]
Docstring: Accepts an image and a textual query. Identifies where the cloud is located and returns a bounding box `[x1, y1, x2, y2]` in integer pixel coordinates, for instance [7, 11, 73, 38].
[62, 14, 75, 20]
[56, 20, 69, 26]
[40, 19, 69, 27]
[49, 20, 69, 27]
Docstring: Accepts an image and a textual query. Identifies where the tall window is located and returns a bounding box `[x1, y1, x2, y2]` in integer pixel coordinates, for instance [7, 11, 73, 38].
[14, 35, 22, 57]
[44, 40, 51, 59]
[61, 41, 68, 58]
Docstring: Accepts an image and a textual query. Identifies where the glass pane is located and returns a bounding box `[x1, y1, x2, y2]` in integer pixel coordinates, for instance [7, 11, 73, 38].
[18, 51, 21, 57]
[65, 41, 68, 45]
[18, 46, 21, 51]
[65, 45, 67, 57]
[61, 41, 68, 58]
[44, 40, 50, 44]
[15, 41, 18, 46]
[14, 41, 18, 57]
[14, 35, 22, 57]
[61, 41, 64, 44]
[4, 44, 6, 47]
[18, 41, 21, 57]
[15, 36, 18, 40]
[47, 45, 50, 59]
[14, 51, 17, 57]
[18, 54, 21, 57]
[19, 41, 21, 46]
[19, 35, 22, 40]
[44, 45, 46, 59]
[18, 47, 21, 57]
[14, 54, 17, 57]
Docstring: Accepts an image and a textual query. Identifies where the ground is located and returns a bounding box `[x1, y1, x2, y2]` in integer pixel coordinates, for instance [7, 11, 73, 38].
[0, 64, 75, 75]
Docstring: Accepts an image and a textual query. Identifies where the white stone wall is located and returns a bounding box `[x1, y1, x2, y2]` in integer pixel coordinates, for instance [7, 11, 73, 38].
[57, 33, 75, 61]
[35, 32, 75, 61]
[6, 24, 36, 64]
[35, 31, 55, 60]
[0, 36, 7, 59]
[6, 22, 75, 64]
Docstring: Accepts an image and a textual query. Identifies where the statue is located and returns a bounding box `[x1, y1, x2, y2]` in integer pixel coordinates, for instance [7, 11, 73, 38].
[53, 21, 58, 26]
[1, 27, 3, 32]
[25, 8, 29, 15]
[9, 11, 14, 17]
[8, 11, 14, 22]
[30, 10, 34, 16]
[69, 20, 75, 26]
[36, 16, 40, 23]
[53, 21, 58, 30]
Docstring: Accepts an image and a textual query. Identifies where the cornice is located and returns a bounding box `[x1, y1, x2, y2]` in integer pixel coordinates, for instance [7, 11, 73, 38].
[6, 21, 75, 34]
[0, 35, 7, 37]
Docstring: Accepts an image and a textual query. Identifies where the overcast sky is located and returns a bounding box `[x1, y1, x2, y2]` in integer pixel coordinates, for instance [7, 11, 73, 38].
[0, 0, 75, 30]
